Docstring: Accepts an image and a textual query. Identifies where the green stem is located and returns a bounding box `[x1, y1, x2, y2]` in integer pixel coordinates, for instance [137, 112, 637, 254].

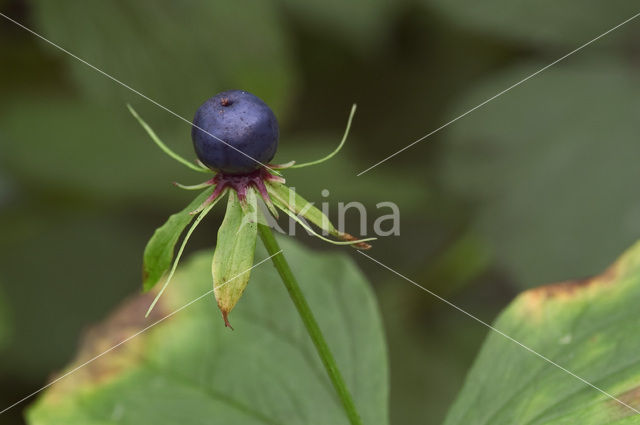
[257, 224, 364, 425]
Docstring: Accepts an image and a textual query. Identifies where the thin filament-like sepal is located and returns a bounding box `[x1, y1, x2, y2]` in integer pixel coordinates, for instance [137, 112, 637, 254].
[274, 201, 376, 248]
[191, 186, 228, 215]
[266, 174, 286, 184]
[268, 160, 296, 170]
[290, 104, 356, 169]
[254, 178, 279, 219]
[173, 179, 215, 190]
[145, 194, 224, 317]
[128, 104, 211, 174]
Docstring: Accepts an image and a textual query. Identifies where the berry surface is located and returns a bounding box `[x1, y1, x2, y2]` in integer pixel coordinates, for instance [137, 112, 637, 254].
[192, 90, 279, 174]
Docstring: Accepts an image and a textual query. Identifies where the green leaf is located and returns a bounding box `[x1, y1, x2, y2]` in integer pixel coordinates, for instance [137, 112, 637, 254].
[439, 60, 640, 287]
[27, 237, 389, 425]
[143, 187, 214, 291]
[424, 0, 638, 46]
[146, 191, 225, 316]
[212, 189, 258, 325]
[444, 240, 640, 424]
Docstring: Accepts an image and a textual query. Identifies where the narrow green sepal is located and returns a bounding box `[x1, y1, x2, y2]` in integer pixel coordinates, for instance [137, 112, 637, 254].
[127, 104, 211, 173]
[266, 182, 375, 249]
[268, 160, 296, 169]
[274, 202, 376, 247]
[142, 187, 214, 292]
[260, 192, 280, 219]
[213, 188, 259, 328]
[266, 181, 337, 235]
[290, 104, 356, 169]
[173, 180, 214, 190]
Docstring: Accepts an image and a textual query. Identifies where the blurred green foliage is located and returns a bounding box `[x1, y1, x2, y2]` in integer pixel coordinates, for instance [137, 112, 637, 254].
[1, 0, 639, 424]
[28, 238, 388, 425]
[0, 283, 9, 351]
[427, 0, 640, 46]
[31, 0, 297, 114]
[439, 60, 640, 287]
[276, 0, 392, 50]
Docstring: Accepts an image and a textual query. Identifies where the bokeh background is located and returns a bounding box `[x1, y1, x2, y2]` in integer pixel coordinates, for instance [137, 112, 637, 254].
[1, 0, 640, 424]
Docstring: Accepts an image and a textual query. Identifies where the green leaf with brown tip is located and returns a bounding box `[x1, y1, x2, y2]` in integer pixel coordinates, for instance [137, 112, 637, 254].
[266, 182, 370, 248]
[212, 189, 258, 326]
[273, 199, 376, 248]
[266, 181, 338, 236]
[444, 240, 640, 425]
[142, 187, 215, 291]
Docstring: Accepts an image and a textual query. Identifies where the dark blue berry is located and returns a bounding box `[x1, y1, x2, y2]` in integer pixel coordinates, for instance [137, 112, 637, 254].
[191, 90, 279, 175]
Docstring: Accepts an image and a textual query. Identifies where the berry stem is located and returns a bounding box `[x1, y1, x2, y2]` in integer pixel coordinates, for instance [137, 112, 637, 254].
[257, 224, 364, 425]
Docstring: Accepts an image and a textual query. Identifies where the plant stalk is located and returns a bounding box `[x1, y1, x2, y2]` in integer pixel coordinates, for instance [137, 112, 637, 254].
[257, 223, 363, 425]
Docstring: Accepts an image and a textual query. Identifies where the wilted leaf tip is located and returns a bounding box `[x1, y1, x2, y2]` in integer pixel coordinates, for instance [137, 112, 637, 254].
[610, 386, 640, 416]
[530, 263, 617, 300]
[518, 257, 622, 318]
[142, 267, 149, 286]
[520, 241, 640, 314]
[339, 232, 373, 250]
[42, 291, 169, 402]
[221, 310, 234, 330]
